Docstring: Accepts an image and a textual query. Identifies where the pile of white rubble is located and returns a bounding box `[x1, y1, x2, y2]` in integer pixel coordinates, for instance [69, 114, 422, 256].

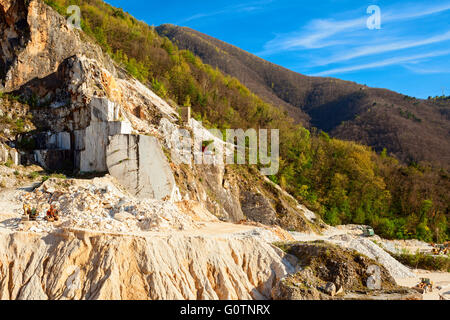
[15, 176, 210, 234]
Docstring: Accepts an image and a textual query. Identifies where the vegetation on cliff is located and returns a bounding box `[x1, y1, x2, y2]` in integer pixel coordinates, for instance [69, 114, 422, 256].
[390, 251, 450, 272]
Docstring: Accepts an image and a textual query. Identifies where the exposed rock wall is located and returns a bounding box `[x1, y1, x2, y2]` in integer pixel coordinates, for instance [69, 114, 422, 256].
[107, 135, 178, 201]
[0, 0, 114, 92]
[0, 144, 20, 164]
[0, 229, 295, 300]
[240, 190, 278, 225]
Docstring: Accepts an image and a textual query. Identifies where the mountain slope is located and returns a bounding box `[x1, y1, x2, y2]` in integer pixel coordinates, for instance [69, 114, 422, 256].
[156, 24, 450, 167]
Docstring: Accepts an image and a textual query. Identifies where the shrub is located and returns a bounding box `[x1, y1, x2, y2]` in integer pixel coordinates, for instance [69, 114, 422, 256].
[28, 172, 40, 180]
[4, 160, 13, 168]
[378, 218, 396, 239]
[14, 118, 25, 133]
[324, 208, 341, 226]
[392, 252, 450, 272]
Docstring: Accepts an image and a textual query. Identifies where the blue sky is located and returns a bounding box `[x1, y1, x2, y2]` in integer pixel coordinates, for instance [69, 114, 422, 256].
[106, 0, 450, 98]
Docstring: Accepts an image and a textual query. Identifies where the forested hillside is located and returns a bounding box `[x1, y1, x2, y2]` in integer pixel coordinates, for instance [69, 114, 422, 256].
[156, 24, 450, 168]
[41, 0, 449, 242]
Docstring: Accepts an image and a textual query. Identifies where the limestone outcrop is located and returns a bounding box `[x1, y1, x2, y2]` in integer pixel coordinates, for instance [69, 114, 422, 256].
[1, 32, 177, 198]
[0, 229, 295, 300]
[0, 0, 113, 92]
[240, 190, 278, 225]
[107, 135, 179, 201]
[0, 0, 348, 302]
[0, 0, 175, 180]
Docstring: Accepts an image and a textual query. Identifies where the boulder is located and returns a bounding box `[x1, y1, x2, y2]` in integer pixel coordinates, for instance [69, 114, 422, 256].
[0, 144, 20, 165]
[320, 282, 337, 296]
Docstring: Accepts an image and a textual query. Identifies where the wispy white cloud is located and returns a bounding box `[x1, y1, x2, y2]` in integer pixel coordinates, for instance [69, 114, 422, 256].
[315, 31, 450, 66]
[177, 0, 273, 24]
[312, 50, 450, 76]
[384, 2, 450, 21]
[260, 16, 364, 54]
[403, 64, 450, 74]
[178, 9, 229, 23]
[260, 2, 450, 55]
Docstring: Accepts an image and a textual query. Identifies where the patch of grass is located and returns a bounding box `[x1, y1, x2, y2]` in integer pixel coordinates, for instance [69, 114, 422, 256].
[162, 147, 172, 163]
[391, 252, 450, 272]
[28, 171, 40, 180]
[14, 118, 26, 133]
[273, 241, 295, 253]
[42, 173, 67, 181]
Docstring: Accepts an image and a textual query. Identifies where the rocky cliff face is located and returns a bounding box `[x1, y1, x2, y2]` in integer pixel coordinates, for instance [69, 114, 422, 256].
[0, 0, 113, 91]
[0, 226, 295, 300]
[0, 0, 183, 202]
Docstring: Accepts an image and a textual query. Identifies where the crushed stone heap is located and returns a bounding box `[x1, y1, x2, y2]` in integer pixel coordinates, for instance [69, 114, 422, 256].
[12, 176, 215, 234]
